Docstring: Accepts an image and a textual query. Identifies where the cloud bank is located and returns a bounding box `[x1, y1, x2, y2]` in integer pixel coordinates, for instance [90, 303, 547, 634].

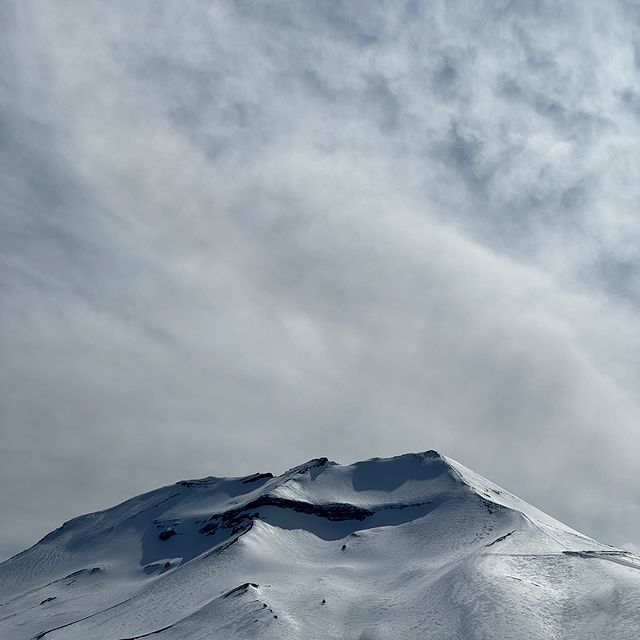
[2, 0, 640, 559]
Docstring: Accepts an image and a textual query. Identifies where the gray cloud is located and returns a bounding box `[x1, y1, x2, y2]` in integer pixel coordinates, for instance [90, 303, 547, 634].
[2, 0, 640, 560]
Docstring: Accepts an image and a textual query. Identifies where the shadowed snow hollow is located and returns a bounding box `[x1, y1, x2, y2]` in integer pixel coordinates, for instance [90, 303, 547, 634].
[1, 451, 638, 639]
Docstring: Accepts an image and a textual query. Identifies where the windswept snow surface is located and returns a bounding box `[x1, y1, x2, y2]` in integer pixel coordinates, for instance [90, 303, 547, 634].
[1, 451, 639, 639]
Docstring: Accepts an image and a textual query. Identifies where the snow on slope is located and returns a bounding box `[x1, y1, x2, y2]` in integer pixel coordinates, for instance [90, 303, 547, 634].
[1, 451, 639, 639]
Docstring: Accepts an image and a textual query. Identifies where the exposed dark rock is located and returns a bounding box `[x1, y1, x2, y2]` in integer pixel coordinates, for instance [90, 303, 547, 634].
[198, 521, 218, 536]
[284, 458, 332, 476]
[40, 597, 56, 605]
[158, 528, 176, 541]
[241, 472, 275, 484]
[198, 496, 372, 540]
[202, 521, 255, 559]
[177, 478, 218, 488]
[486, 529, 516, 547]
[232, 495, 374, 522]
[562, 550, 632, 559]
[197, 495, 435, 544]
[223, 582, 259, 598]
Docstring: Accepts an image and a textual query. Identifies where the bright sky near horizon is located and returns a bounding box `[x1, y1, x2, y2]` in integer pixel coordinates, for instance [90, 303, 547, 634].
[2, 0, 640, 561]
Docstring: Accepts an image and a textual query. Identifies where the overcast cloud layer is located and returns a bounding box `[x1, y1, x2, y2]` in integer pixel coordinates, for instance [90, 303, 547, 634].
[2, 0, 640, 560]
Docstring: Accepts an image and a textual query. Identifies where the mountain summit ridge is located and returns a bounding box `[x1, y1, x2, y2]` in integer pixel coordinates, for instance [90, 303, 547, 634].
[1, 451, 639, 639]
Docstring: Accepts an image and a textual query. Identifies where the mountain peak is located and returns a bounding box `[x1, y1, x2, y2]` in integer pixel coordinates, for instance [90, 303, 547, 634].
[1, 452, 637, 640]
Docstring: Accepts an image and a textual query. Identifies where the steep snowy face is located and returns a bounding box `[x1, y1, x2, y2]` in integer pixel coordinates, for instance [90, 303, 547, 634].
[1, 452, 639, 640]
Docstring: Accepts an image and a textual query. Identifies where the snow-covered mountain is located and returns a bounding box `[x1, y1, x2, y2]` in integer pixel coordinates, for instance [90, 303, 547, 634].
[1, 451, 639, 639]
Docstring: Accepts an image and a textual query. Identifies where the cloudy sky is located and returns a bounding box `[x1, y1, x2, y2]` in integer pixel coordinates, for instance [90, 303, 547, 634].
[2, 0, 640, 561]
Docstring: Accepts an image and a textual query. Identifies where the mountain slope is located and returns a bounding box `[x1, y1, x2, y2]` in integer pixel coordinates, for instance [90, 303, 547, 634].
[1, 451, 638, 639]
